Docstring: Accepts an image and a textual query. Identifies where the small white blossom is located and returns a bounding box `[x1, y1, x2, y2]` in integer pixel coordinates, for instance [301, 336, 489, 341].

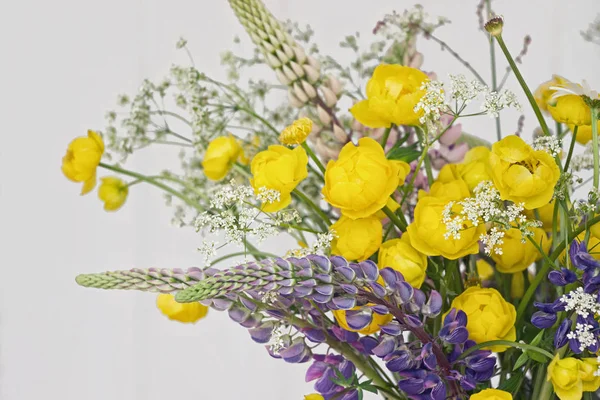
[198, 240, 218, 265]
[561, 287, 600, 319]
[533, 136, 562, 157]
[566, 322, 597, 352]
[449, 74, 487, 104]
[176, 37, 188, 49]
[257, 187, 281, 204]
[414, 80, 448, 131]
[482, 89, 522, 117]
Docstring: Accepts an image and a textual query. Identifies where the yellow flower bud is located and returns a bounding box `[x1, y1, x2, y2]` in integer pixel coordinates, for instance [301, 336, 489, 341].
[484, 16, 504, 36]
[304, 394, 324, 400]
[580, 357, 600, 393]
[446, 286, 516, 352]
[549, 94, 593, 126]
[98, 177, 129, 211]
[407, 180, 485, 260]
[201, 136, 243, 181]
[62, 130, 105, 195]
[547, 354, 583, 400]
[488, 135, 560, 210]
[511, 272, 525, 299]
[470, 388, 513, 400]
[350, 64, 429, 128]
[156, 293, 208, 323]
[279, 118, 313, 146]
[332, 306, 393, 335]
[476, 259, 495, 280]
[250, 145, 308, 212]
[568, 121, 600, 145]
[378, 233, 427, 288]
[330, 216, 382, 261]
[491, 227, 550, 273]
[322, 138, 410, 219]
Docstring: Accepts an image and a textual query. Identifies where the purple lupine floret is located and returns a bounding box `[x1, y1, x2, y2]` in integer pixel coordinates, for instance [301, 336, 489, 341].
[548, 268, 578, 286]
[531, 311, 558, 328]
[440, 309, 469, 344]
[570, 240, 600, 271]
[554, 319, 571, 348]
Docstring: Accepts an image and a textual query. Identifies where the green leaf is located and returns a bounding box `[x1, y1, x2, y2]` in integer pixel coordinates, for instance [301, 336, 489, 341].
[530, 330, 545, 347]
[360, 384, 378, 394]
[529, 351, 549, 363]
[387, 144, 421, 163]
[497, 372, 524, 393]
[513, 352, 529, 371]
[357, 388, 363, 400]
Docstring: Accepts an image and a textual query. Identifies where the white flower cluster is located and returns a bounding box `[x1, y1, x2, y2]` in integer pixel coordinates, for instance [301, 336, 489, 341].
[571, 142, 595, 172]
[195, 182, 300, 264]
[377, 5, 450, 42]
[448, 74, 487, 105]
[567, 322, 597, 352]
[561, 287, 600, 319]
[286, 230, 337, 258]
[442, 181, 537, 254]
[533, 136, 562, 157]
[414, 80, 447, 133]
[481, 89, 522, 118]
[256, 187, 281, 204]
[268, 323, 287, 353]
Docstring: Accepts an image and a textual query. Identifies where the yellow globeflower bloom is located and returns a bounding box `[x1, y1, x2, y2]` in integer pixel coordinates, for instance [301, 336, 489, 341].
[322, 138, 410, 219]
[62, 130, 105, 195]
[378, 233, 428, 288]
[476, 259, 495, 280]
[438, 146, 491, 193]
[470, 388, 513, 400]
[547, 355, 584, 400]
[279, 117, 313, 146]
[491, 227, 550, 273]
[202, 135, 243, 181]
[568, 121, 600, 145]
[330, 216, 383, 261]
[98, 177, 129, 211]
[580, 358, 600, 393]
[407, 180, 485, 260]
[156, 293, 208, 323]
[250, 145, 308, 212]
[350, 64, 429, 128]
[446, 286, 516, 352]
[332, 307, 393, 335]
[488, 135, 560, 210]
[549, 95, 592, 126]
[534, 75, 568, 114]
[304, 395, 324, 400]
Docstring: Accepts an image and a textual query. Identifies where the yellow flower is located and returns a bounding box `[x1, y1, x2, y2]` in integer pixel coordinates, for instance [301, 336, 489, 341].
[438, 146, 492, 193]
[62, 130, 105, 195]
[332, 306, 393, 335]
[491, 227, 550, 273]
[447, 286, 516, 352]
[330, 216, 383, 261]
[476, 259, 495, 280]
[470, 388, 513, 400]
[534, 75, 568, 113]
[525, 199, 559, 232]
[511, 272, 525, 299]
[488, 135, 560, 210]
[279, 117, 313, 146]
[547, 355, 583, 400]
[407, 180, 485, 259]
[580, 357, 600, 393]
[378, 233, 427, 288]
[156, 293, 208, 323]
[322, 138, 410, 219]
[98, 177, 129, 211]
[250, 145, 308, 212]
[350, 64, 429, 128]
[202, 135, 243, 181]
[568, 121, 600, 145]
[549, 95, 594, 127]
[304, 395, 324, 400]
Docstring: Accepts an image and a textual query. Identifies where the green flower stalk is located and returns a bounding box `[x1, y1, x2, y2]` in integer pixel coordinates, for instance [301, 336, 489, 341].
[75, 267, 206, 292]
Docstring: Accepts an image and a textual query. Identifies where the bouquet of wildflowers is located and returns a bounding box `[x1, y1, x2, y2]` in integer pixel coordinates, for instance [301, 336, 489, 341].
[63, 1, 600, 399]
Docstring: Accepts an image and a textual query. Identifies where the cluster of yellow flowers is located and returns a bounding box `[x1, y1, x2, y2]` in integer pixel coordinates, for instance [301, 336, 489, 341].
[547, 355, 600, 400]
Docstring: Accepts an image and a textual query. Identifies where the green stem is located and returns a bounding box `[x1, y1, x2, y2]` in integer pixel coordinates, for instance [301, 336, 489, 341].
[458, 340, 554, 360]
[486, 0, 502, 141]
[380, 126, 392, 148]
[564, 126, 578, 171]
[99, 163, 203, 212]
[495, 35, 551, 137]
[301, 142, 326, 175]
[292, 189, 332, 227]
[591, 107, 599, 189]
[382, 206, 407, 232]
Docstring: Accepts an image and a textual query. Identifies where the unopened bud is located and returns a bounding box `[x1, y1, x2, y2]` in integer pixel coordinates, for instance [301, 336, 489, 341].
[317, 105, 332, 125]
[262, 41, 276, 53]
[276, 68, 292, 85]
[320, 86, 338, 107]
[275, 49, 289, 65]
[326, 75, 344, 96]
[307, 56, 321, 71]
[303, 64, 321, 84]
[282, 65, 298, 82]
[266, 53, 282, 68]
[484, 16, 504, 37]
[293, 46, 307, 64]
[290, 62, 305, 79]
[281, 44, 295, 60]
[293, 83, 309, 103]
[288, 90, 305, 108]
[301, 80, 317, 99]
[333, 124, 348, 143]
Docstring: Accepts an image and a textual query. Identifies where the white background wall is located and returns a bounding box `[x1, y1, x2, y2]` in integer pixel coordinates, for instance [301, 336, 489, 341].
[1, 1, 599, 399]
